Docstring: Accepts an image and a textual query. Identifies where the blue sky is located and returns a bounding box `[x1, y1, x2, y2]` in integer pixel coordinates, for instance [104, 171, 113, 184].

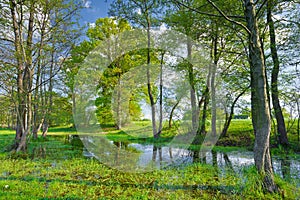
[80, 0, 113, 25]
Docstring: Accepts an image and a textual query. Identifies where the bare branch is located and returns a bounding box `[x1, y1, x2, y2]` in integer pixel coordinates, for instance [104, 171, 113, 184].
[256, 0, 267, 18]
[206, 0, 251, 34]
[172, 0, 245, 20]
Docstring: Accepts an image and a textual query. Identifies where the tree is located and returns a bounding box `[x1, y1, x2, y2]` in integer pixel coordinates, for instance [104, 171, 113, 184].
[110, 0, 166, 138]
[243, 0, 277, 192]
[166, 1, 200, 133]
[267, 0, 289, 147]
[0, 0, 82, 151]
[63, 40, 95, 127]
[65, 17, 144, 128]
[172, 0, 278, 192]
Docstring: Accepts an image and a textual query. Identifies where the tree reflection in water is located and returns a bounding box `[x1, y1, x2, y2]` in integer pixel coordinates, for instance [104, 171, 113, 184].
[152, 144, 162, 168]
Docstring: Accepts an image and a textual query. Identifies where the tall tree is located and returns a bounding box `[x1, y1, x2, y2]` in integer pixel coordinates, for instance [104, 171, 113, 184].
[65, 18, 136, 128]
[243, 0, 277, 192]
[110, 0, 166, 138]
[172, 0, 278, 192]
[0, 0, 82, 151]
[165, 1, 201, 134]
[267, 0, 289, 147]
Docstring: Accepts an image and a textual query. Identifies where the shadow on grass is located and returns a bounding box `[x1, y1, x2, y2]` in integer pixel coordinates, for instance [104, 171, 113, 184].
[0, 175, 239, 195]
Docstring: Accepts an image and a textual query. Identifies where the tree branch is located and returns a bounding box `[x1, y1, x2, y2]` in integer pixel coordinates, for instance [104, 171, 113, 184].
[206, 0, 251, 34]
[256, 0, 267, 19]
[172, 0, 245, 20]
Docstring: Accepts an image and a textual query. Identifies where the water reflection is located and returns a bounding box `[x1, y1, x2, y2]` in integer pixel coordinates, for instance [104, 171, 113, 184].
[112, 141, 130, 166]
[29, 135, 300, 187]
[223, 153, 233, 171]
[152, 144, 163, 168]
[31, 145, 47, 159]
[281, 158, 291, 180]
[82, 142, 300, 182]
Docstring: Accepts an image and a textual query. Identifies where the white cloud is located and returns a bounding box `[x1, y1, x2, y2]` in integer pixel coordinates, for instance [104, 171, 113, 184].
[83, 0, 91, 8]
[89, 22, 95, 28]
[135, 8, 141, 15]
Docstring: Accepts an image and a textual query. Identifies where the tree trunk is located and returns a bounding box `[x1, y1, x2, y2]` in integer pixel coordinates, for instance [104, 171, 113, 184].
[158, 52, 165, 135]
[146, 17, 157, 138]
[211, 30, 218, 137]
[187, 37, 198, 133]
[297, 98, 300, 144]
[10, 0, 23, 149]
[32, 58, 42, 139]
[267, 0, 289, 147]
[169, 101, 180, 129]
[192, 85, 209, 145]
[42, 49, 54, 137]
[32, 8, 48, 139]
[221, 86, 249, 137]
[244, 0, 277, 192]
[116, 73, 122, 130]
[199, 85, 210, 135]
[72, 89, 76, 128]
[10, 0, 35, 152]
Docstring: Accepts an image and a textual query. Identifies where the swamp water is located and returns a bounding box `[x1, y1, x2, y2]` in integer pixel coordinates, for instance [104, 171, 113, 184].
[29, 135, 299, 188]
[70, 134, 300, 187]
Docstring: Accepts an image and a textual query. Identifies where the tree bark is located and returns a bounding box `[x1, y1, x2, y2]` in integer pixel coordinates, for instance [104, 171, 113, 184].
[244, 0, 277, 192]
[211, 28, 218, 137]
[267, 0, 289, 147]
[199, 82, 210, 134]
[187, 37, 198, 133]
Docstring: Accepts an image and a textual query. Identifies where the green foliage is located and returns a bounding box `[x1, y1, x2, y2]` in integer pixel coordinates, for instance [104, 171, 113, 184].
[50, 95, 73, 126]
[87, 17, 131, 42]
[109, 0, 166, 28]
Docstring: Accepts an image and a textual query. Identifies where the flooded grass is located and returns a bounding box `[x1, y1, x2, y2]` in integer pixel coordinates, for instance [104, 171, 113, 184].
[0, 125, 300, 199]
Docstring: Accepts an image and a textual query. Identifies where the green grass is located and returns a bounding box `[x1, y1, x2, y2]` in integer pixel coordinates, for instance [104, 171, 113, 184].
[226, 119, 253, 134]
[1, 118, 299, 153]
[0, 144, 298, 199]
[0, 122, 300, 199]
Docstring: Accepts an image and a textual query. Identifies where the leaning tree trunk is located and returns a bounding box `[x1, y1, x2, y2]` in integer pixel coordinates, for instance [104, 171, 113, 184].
[267, 0, 289, 147]
[221, 86, 249, 137]
[244, 0, 278, 192]
[168, 100, 180, 129]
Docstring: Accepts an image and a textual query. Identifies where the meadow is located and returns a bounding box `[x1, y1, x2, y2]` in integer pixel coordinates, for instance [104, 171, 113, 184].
[0, 120, 299, 199]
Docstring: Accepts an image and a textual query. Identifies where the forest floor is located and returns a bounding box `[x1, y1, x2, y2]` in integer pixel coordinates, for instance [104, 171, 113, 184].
[0, 120, 299, 199]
